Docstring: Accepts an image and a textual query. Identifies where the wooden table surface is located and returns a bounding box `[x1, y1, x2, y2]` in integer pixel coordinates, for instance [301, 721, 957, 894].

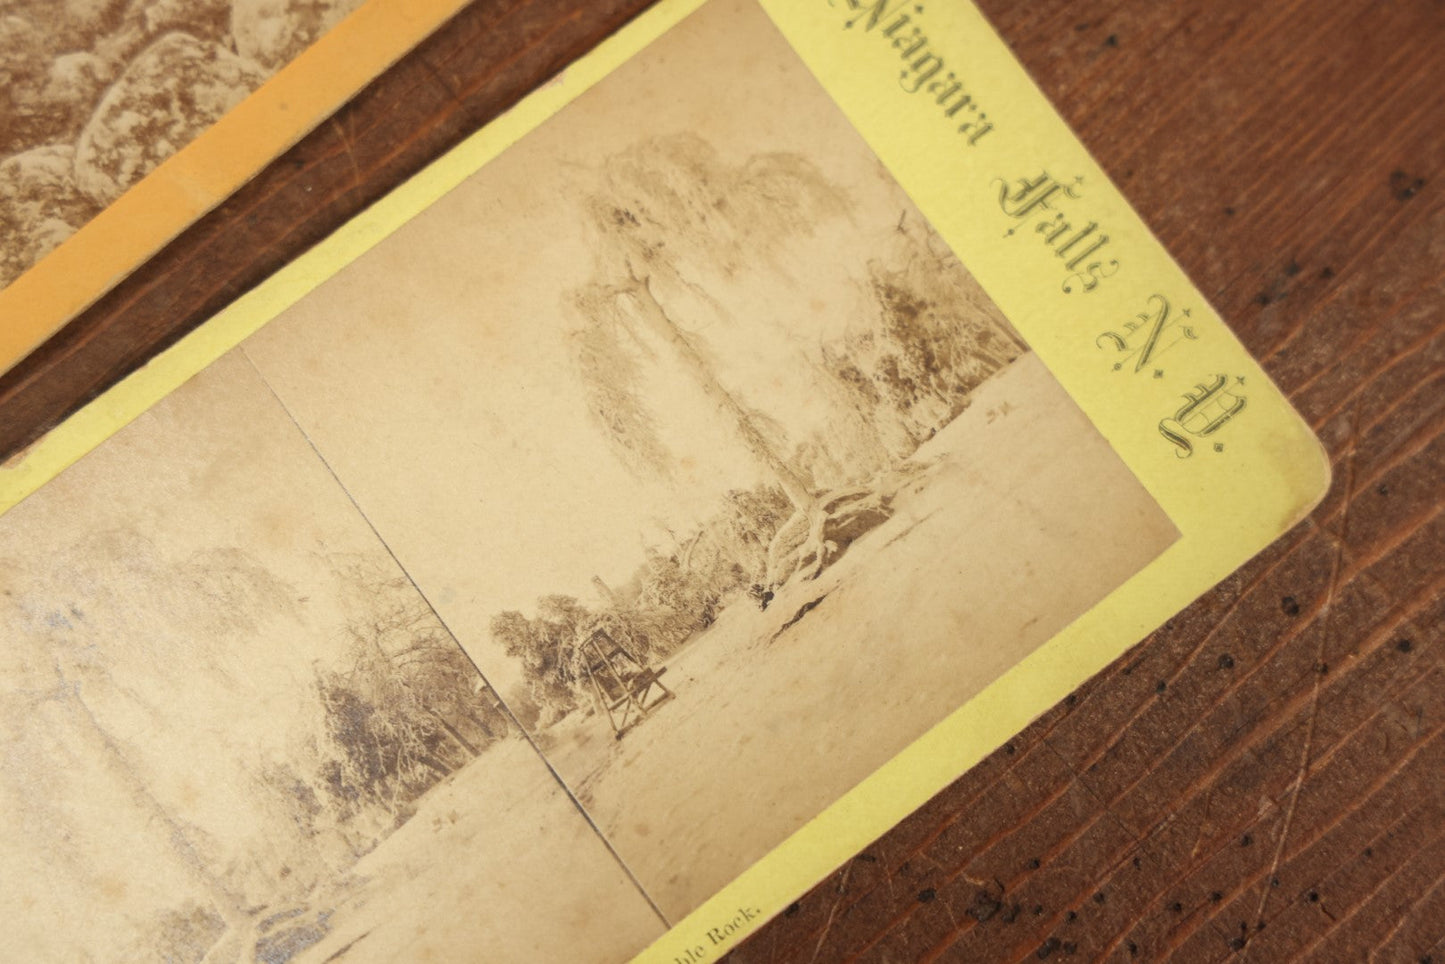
[2, 0, 1440, 960]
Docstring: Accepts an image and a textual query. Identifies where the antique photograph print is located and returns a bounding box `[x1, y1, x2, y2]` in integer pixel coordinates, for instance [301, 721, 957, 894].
[0, 0, 1177, 959]
[0, 354, 664, 962]
[0, 0, 367, 290]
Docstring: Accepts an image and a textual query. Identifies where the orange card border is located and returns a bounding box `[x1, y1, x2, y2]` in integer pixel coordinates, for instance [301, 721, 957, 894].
[0, 0, 473, 379]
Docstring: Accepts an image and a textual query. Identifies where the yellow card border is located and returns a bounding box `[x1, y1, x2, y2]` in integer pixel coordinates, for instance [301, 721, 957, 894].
[0, 0, 1330, 959]
[0, 0, 473, 378]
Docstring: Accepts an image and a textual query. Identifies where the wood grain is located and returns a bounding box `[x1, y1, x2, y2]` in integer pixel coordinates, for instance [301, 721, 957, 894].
[728, 0, 1445, 960]
[0, 0, 656, 461]
[1, 0, 1440, 960]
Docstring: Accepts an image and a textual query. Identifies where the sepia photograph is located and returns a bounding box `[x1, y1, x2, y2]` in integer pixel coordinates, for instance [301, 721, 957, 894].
[239, 0, 1180, 922]
[0, 352, 663, 962]
[0, 0, 366, 290]
[0, 0, 1385, 955]
[1, 0, 1185, 955]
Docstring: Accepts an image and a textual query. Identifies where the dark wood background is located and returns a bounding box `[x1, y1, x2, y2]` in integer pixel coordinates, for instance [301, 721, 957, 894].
[2, 0, 1440, 960]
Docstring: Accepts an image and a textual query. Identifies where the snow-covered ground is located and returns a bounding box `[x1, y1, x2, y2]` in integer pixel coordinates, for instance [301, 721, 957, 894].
[547, 353, 1178, 920]
[287, 736, 662, 963]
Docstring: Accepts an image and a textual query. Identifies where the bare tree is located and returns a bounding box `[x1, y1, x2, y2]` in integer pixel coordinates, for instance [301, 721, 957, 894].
[569, 134, 907, 591]
[490, 598, 591, 721]
[315, 584, 508, 828]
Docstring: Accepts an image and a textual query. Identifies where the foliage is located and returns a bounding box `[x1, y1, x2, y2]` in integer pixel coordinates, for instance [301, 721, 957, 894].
[313, 590, 510, 827]
[491, 483, 792, 720]
[820, 215, 1027, 455]
[520, 140, 1028, 717]
[570, 290, 674, 480]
